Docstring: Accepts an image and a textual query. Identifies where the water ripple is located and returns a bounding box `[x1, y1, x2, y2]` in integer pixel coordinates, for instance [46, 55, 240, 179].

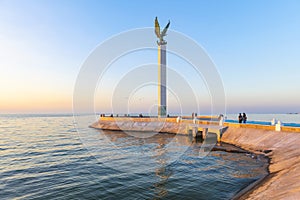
[0, 115, 268, 199]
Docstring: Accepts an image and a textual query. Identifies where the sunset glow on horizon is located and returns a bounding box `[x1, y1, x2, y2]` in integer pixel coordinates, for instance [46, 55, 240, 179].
[1, 0, 300, 114]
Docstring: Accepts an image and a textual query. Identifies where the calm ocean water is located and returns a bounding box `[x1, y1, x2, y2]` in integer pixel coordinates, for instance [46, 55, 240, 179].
[0, 114, 268, 199]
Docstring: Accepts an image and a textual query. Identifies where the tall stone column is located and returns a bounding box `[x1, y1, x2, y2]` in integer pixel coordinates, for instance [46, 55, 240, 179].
[158, 44, 167, 117]
[154, 17, 170, 118]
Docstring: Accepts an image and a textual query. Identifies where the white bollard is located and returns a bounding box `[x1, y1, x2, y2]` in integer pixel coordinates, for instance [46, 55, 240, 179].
[219, 116, 224, 126]
[176, 116, 180, 123]
[275, 121, 281, 131]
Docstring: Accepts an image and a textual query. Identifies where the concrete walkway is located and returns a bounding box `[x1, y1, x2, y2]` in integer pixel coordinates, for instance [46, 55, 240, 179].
[222, 127, 300, 199]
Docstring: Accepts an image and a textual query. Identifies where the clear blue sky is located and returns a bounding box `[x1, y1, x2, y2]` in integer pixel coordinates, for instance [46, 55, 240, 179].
[1, 0, 300, 114]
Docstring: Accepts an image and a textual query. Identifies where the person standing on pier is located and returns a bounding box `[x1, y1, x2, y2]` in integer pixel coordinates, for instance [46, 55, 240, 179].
[238, 113, 243, 123]
[242, 113, 247, 123]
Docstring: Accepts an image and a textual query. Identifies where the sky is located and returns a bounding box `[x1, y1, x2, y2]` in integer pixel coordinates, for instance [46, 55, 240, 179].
[1, 0, 300, 114]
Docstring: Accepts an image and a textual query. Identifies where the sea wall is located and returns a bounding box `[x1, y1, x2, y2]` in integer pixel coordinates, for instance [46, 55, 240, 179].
[94, 116, 300, 132]
[222, 127, 300, 199]
[90, 117, 188, 134]
[91, 117, 300, 199]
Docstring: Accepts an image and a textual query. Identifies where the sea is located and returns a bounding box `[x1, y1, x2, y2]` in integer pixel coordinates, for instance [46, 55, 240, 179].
[1, 113, 292, 200]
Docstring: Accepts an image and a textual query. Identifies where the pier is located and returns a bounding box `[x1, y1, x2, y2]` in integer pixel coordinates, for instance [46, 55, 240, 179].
[91, 115, 300, 142]
[91, 116, 229, 142]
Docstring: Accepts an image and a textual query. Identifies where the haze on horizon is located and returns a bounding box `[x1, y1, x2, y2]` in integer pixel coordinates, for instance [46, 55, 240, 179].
[1, 0, 300, 115]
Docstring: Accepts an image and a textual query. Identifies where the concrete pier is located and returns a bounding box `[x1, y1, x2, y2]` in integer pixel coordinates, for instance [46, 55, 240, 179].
[90, 117, 228, 142]
[222, 127, 300, 199]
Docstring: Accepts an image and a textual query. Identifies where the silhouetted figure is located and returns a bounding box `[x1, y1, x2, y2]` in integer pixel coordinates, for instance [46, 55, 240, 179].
[238, 113, 243, 123]
[242, 113, 247, 123]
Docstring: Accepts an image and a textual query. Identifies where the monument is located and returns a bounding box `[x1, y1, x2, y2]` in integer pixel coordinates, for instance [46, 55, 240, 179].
[155, 17, 170, 117]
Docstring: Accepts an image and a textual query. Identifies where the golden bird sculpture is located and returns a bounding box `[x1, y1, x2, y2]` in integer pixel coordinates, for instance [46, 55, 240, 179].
[155, 17, 170, 45]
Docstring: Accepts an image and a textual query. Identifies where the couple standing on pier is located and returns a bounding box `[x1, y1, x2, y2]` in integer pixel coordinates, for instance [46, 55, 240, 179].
[238, 113, 247, 123]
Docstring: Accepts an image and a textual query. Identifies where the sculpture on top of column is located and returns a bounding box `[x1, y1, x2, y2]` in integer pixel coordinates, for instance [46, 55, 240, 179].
[154, 17, 170, 45]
